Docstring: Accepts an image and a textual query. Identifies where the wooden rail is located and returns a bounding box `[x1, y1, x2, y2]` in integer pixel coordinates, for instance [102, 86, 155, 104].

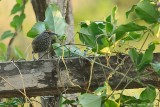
[0, 54, 160, 98]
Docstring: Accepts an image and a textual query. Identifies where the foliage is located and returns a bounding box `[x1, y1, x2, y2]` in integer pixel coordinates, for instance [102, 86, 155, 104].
[129, 42, 156, 72]
[27, 3, 66, 38]
[0, 98, 24, 107]
[59, 0, 160, 106]
[0, 0, 27, 60]
[0, 0, 160, 107]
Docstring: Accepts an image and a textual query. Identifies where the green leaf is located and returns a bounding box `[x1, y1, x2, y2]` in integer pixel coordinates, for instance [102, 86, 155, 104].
[62, 100, 75, 104]
[14, 47, 25, 59]
[79, 27, 91, 36]
[106, 15, 113, 33]
[53, 43, 85, 57]
[137, 43, 155, 71]
[79, 27, 95, 47]
[27, 22, 46, 38]
[10, 13, 25, 30]
[79, 22, 109, 52]
[123, 32, 141, 41]
[1, 30, 14, 40]
[126, 5, 136, 18]
[94, 86, 107, 97]
[78, 93, 101, 107]
[52, 43, 69, 57]
[129, 43, 156, 72]
[128, 48, 139, 65]
[119, 95, 136, 103]
[115, 22, 147, 32]
[140, 86, 156, 103]
[88, 22, 103, 36]
[112, 6, 117, 21]
[94, 86, 106, 94]
[103, 100, 119, 107]
[151, 63, 160, 75]
[0, 43, 7, 53]
[135, 1, 158, 23]
[11, 3, 24, 15]
[114, 22, 147, 41]
[118, 95, 152, 106]
[16, 0, 22, 5]
[0, 43, 7, 61]
[69, 45, 86, 57]
[44, 3, 66, 36]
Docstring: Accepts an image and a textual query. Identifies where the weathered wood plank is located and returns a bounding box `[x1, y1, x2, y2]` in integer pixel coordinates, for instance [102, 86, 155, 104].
[0, 54, 160, 98]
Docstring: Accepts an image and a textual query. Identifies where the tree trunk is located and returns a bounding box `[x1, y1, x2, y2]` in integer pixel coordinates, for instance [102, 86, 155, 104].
[31, 0, 74, 106]
[31, 0, 74, 43]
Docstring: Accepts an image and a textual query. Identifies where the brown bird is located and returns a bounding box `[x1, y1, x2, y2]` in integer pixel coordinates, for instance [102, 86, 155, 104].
[32, 30, 57, 58]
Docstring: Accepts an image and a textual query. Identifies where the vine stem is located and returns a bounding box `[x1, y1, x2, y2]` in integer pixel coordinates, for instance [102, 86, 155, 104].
[87, 57, 96, 92]
[139, 31, 150, 52]
[107, 56, 132, 99]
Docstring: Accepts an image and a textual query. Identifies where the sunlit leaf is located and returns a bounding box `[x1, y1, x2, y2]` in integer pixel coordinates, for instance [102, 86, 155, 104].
[53, 43, 85, 57]
[79, 93, 101, 107]
[44, 3, 66, 36]
[100, 47, 111, 54]
[27, 22, 46, 38]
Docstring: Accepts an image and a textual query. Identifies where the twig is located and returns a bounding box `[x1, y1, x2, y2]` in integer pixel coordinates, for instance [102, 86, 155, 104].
[139, 31, 150, 52]
[6, 32, 17, 61]
[0, 76, 32, 104]
[107, 64, 133, 99]
[119, 71, 153, 99]
[11, 61, 27, 102]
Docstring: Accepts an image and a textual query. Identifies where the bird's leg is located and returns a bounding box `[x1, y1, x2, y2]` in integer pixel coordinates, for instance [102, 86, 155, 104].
[32, 52, 37, 61]
[38, 51, 49, 60]
[48, 39, 53, 58]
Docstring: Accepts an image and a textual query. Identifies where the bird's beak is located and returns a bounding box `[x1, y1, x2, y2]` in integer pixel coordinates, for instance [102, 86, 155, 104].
[50, 32, 58, 35]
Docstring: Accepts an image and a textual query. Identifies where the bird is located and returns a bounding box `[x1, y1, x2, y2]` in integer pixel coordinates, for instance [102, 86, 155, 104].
[32, 30, 57, 59]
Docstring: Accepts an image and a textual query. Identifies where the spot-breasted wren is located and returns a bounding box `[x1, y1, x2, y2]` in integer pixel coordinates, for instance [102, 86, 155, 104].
[32, 30, 57, 55]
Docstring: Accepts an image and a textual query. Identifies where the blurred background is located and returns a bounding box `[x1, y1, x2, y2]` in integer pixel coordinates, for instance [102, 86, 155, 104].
[0, 0, 140, 60]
